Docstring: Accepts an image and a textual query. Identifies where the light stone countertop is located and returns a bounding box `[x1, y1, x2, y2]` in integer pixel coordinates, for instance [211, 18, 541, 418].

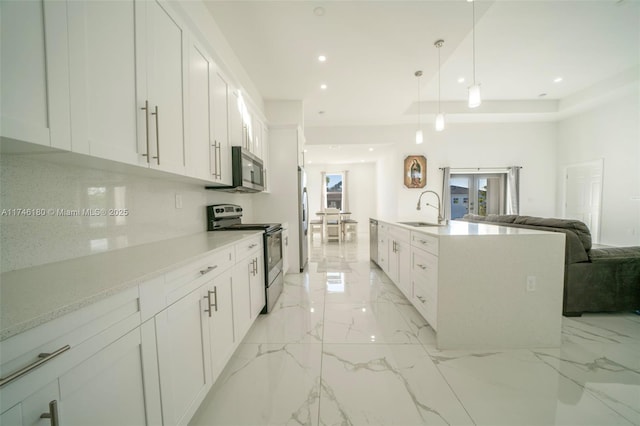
[375, 219, 558, 236]
[0, 231, 262, 341]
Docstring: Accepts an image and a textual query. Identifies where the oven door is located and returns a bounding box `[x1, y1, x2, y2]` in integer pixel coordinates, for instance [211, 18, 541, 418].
[266, 228, 283, 277]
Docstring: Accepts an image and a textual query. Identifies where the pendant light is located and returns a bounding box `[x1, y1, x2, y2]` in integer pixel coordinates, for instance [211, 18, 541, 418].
[415, 70, 424, 144]
[468, 0, 481, 108]
[434, 39, 445, 132]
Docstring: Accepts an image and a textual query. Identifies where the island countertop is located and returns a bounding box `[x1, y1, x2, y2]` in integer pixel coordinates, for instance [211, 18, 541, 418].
[0, 231, 262, 341]
[374, 218, 558, 237]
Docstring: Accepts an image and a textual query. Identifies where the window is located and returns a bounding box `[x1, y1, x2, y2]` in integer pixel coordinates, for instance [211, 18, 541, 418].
[325, 173, 343, 209]
[450, 173, 506, 219]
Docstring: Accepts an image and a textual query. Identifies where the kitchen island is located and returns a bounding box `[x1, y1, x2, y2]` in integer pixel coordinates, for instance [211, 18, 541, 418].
[374, 219, 566, 350]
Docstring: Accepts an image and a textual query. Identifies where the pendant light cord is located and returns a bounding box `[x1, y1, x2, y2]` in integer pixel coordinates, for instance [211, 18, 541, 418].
[438, 45, 441, 113]
[472, 0, 476, 85]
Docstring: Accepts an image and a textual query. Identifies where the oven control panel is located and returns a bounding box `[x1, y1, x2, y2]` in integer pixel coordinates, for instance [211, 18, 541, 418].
[208, 204, 243, 219]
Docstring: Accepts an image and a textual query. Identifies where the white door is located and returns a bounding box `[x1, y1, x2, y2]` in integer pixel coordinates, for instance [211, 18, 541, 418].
[0, 0, 71, 150]
[67, 0, 139, 161]
[564, 160, 603, 243]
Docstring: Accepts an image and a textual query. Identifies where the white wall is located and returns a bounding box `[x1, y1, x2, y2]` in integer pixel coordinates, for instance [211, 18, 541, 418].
[0, 155, 253, 272]
[306, 162, 377, 234]
[556, 91, 640, 246]
[306, 121, 558, 223]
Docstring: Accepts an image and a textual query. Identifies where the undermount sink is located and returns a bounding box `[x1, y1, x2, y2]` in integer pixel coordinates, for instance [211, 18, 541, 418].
[398, 221, 446, 227]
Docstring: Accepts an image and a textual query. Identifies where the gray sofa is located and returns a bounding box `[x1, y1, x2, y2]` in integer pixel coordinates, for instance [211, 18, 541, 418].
[460, 214, 640, 316]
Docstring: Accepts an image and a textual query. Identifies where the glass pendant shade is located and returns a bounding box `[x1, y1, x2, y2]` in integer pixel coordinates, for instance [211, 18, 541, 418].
[415, 129, 423, 144]
[468, 84, 481, 108]
[435, 113, 445, 132]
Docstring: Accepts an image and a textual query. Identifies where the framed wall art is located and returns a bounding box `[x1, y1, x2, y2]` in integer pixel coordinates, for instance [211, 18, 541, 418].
[404, 155, 427, 188]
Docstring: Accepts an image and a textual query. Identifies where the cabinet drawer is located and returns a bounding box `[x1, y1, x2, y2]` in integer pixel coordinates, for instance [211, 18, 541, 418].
[413, 282, 437, 331]
[388, 225, 410, 243]
[235, 236, 262, 260]
[411, 232, 439, 255]
[412, 248, 438, 279]
[140, 247, 235, 316]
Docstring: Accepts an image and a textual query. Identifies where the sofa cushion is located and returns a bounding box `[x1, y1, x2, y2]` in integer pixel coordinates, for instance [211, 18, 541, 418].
[514, 216, 592, 251]
[589, 247, 640, 261]
[487, 214, 518, 223]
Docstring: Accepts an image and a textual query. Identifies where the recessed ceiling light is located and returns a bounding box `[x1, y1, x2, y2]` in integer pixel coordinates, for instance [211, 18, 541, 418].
[320, 84, 327, 90]
[457, 77, 465, 83]
[318, 55, 327, 62]
[313, 6, 325, 16]
[368, 148, 374, 152]
[553, 77, 563, 83]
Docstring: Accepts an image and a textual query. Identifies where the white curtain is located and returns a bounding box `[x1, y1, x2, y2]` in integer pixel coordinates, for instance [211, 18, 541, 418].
[320, 171, 327, 210]
[342, 170, 349, 212]
[441, 167, 451, 222]
[506, 166, 521, 214]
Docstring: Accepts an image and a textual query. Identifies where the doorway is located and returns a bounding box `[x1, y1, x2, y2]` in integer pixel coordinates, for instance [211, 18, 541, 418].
[450, 173, 506, 219]
[563, 160, 603, 244]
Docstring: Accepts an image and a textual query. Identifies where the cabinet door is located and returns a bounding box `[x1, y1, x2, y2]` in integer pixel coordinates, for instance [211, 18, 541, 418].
[212, 71, 232, 185]
[0, 0, 70, 150]
[67, 0, 139, 161]
[205, 269, 235, 382]
[252, 116, 262, 158]
[388, 240, 399, 285]
[0, 380, 59, 426]
[232, 256, 253, 343]
[155, 288, 211, 426]
[250, 254, 266, 318]
[186, 39, 213, 181]
[144, 0, 186, 175]
[57, 328, 151, 426]
[396, 239, 412, 298]
[378, 233, 389, 273]
[228, 91, 244, 147]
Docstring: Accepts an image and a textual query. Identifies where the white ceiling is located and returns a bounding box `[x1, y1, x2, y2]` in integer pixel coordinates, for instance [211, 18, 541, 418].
[203, 0, 639, 162]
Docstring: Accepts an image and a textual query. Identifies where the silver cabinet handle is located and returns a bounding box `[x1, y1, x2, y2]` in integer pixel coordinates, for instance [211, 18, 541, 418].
[210, 142, 217, 178]
[204, 287, 218, 317]
[418, 239, 429, 245]
[0, 345, 70, 388]
[248, 243, 258, 249]
[416, 295, 426, 304]
[151, 105, 159, 164]
[285, 236, 288, 246]
[141, 100, 150, 163]
[416, 263, 427, 270]
[200, 265, 218, 275]
[216, 141, 222, 179]
[40, 400, 59, 426]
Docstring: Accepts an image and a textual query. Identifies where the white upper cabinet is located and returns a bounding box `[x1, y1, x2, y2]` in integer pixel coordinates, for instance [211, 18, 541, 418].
[136, 0, 187, 175]
[67, 0, 138, 161]
[185, 36, 232, 185]
[0, 0, 71, 150]
[212, 71, 232, 184]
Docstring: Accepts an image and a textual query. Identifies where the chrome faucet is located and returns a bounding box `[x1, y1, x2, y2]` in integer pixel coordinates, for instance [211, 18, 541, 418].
[416, 190, 445, 224]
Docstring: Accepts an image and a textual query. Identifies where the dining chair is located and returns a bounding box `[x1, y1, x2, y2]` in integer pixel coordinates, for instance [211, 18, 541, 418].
[310, 219, 324, 242]
[324, 208, 342, 242]
[342, 219, 358, 242]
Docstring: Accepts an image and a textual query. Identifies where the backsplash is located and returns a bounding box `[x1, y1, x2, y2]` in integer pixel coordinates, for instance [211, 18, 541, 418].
[0, 155, 252, 272]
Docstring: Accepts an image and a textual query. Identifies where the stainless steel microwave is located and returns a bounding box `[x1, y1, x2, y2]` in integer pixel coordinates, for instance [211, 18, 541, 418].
[207, 146, 264, 193]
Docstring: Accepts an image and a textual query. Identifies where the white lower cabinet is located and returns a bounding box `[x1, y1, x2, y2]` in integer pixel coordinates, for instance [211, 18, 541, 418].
[57, 328, 151, 426]
[0, 380, 59, 426]
[387, 226, 412, 299]
[411, 236, 439, 331]
[155, 286, 211, 426]
[205, 268, 235, 383]
[1, 235, 263, 426]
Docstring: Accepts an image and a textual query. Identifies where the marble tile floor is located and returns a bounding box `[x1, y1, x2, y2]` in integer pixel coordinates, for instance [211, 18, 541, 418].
[190, 236, 640, 426]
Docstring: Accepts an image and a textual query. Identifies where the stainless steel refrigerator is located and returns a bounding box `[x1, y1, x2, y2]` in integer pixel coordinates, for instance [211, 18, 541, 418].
[298, 166, 309, 271]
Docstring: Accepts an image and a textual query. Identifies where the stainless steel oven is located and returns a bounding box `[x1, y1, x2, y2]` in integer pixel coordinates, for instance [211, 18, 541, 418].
[207, 204, 283, 313]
